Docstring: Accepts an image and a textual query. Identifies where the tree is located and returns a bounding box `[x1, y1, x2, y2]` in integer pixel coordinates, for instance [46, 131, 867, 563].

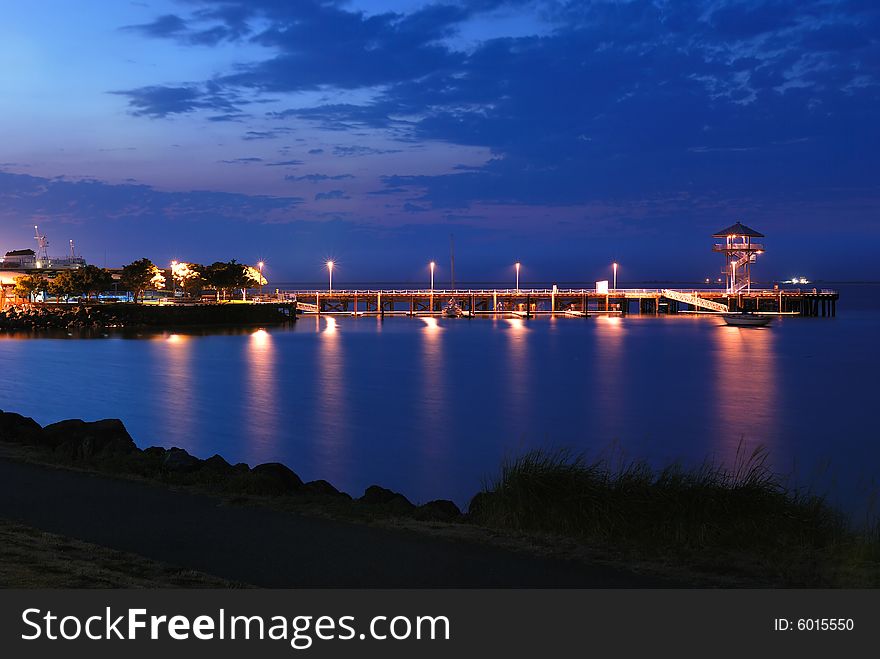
[13, 274, 46, 302]
[245, 265, 267, 287]
[48, 271, 76, 301]
[121, 258, 164, 303]
[170, 262, 206, 298]
[202, 260, 251, 301]
[74, 265, 114, 299]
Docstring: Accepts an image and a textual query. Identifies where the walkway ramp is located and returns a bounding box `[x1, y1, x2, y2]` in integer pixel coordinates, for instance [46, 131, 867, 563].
[662, 289, 727, 312]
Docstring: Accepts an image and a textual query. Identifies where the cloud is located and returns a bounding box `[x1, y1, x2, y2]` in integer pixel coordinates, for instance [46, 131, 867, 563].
[402, 202, 429, 213]
[332, 145, 402, 157]
[242, 129, 293, 140]
[265, 159, 305, 167]
[271, 104, 406, 131]
[122, 14, 188, 38]
[218, 157, 264, 164]
[122, 10, 251, 45]
[285, 173, 354, 182]
[0, 170, 303, 228]
[314, 189, 350, 201]
[207, 113, 250, 122]
[111, 83, 246, 118]
[114, 0, 880, 220]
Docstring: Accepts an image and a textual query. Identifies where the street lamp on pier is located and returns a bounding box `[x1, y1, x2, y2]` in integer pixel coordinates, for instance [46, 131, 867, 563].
[429, 261, 435, 292]
[326, 260, 334, 293]
[170, 260, 177, 297]
[258, 261, 264, 298]
[612, 262, 618, 291]
[515, 261, 521, 292]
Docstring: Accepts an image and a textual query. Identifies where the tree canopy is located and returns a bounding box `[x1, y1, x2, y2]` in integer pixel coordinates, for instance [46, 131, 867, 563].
[13, 274, 47, 302]
[120, 258, 164, 303]
[202, 260, 261, 300]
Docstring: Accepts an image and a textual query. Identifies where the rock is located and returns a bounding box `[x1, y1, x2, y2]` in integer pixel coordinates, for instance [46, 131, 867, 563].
[360, 485, 415, 512]
[250, 462, 304, 494]
[43, 418, 137, 459]
[202, 454, 234, 474]
[162, 447, 202, 472]
[414, 499, 462, 522]
[303, 479, 349, 498]
[0, 410, 44, 445]
[467, 491, 497, 517]
[142, 446, 167, 461]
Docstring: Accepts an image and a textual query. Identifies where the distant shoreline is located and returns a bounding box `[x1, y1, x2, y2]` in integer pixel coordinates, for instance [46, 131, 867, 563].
[0, 302, 295, 331]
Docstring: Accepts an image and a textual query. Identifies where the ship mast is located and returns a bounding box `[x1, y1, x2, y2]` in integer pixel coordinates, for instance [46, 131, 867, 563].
[33, 225, 49, 262]
[450, 234, 455, 290]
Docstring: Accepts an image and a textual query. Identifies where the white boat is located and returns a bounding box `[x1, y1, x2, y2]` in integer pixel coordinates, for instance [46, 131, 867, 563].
[722, 312, 772, 327]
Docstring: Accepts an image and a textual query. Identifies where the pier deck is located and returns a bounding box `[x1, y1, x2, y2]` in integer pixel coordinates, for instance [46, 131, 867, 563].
[288, 288, 838, 317]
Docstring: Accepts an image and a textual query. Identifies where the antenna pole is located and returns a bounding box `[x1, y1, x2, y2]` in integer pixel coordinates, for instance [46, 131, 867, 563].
[450, 234, 455, 290]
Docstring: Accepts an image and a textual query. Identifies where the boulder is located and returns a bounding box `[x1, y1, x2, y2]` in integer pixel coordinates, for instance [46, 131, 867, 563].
[360, 485, 415, 512]
[162, 447, 202, 472]
[414, 499, 462, 522]
[250, 462, 304, 494]
[303, 479, 349, 498]
[467, 491, 497, 518]
[0, 410, 44, 445]
[201, 454, 234, 474]
[142, 446, 167, 461]
[43, 418, 137, 460]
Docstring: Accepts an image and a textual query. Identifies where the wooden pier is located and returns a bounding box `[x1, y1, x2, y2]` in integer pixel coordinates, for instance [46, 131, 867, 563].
[289, 288, 839, 317]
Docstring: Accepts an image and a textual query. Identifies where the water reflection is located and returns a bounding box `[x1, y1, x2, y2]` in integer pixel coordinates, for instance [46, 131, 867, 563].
[592, 316, 624, 441]
[504, 317, 531, 446]
[156, 332, 196, 451]
[244, 328, 279, 462]
[711, 325, 778, 465]
[419, 317, 444, 446]
[313, 316, 348, 483]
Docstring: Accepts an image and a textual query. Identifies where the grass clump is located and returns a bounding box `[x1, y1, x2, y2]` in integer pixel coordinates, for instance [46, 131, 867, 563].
[470, 445, 880, 586]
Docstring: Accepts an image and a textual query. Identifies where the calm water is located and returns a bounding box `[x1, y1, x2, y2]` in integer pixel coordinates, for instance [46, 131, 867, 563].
[1, 283, 878, 511]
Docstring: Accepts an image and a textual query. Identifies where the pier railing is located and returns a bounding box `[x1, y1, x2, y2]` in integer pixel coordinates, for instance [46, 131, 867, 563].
[278, 287, 837, 296]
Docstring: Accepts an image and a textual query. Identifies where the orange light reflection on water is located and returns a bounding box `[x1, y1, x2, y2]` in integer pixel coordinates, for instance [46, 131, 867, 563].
[711, 324, 778, 466]
[313, 315, 348, 484]
[244, 328, 280, 462]
[157, 332, 195, 450]
[592, 315, 624, 441]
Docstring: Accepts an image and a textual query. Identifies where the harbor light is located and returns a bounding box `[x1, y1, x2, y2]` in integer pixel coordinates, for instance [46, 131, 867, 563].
[326, 260, 334, 293]
[170, 260, 178, 296]
[612, 262, 618, 290]
[515, 261, 521, 292]
[258, 261, 265, 297]
[430, 261, 435, 292]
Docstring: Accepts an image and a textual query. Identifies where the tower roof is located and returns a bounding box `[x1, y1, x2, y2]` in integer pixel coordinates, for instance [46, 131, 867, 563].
[712, 222, 764, 238]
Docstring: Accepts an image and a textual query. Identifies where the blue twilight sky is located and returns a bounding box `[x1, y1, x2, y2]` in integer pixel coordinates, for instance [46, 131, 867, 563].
[0, 0, 877, 283]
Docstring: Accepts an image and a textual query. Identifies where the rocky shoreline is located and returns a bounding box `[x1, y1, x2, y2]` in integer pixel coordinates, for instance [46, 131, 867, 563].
[0, 303, 295, 331]
[2, 409, 871, 587]
[0, 410, 463, 523]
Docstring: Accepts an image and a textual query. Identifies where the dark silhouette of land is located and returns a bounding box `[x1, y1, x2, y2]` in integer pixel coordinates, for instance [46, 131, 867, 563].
[0, 458, 661, 588]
